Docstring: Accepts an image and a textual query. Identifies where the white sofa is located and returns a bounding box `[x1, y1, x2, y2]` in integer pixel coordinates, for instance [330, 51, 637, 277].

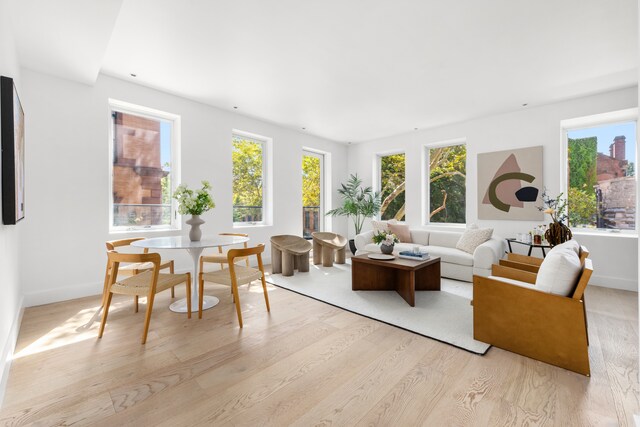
[355, 228, 505, 282]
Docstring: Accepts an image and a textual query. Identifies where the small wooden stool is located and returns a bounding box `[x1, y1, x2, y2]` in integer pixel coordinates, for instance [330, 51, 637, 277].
[312, 232, 348, 267]
[270, 235, 312, 276]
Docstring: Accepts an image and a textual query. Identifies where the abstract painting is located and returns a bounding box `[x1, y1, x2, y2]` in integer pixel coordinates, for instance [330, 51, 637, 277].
[1, 76, 25, 224]
[478, 146, 543, 220]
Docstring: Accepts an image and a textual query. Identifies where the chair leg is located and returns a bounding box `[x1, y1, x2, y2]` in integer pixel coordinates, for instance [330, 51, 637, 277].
[260, 273, 271, 312]
[170, 261, 175, 298]
[336, 247, 346, 264]
[322, 246, 334, 267]
[271, 247, 282, 274]
[282, 252, 294, 276]
[313, 239, 322, 265]
[185, 273, 192, 319]
[141, 292, 156, 344]
[198, 273, 204, 319]
[298, 252, 310, 272]
[98, 292, 113, 339]
[231, 281, 243, 328]
[135, 296, 139, 313]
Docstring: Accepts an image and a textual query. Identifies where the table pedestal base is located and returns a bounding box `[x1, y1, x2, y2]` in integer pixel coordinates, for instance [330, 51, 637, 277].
[170, 295, 219, 313]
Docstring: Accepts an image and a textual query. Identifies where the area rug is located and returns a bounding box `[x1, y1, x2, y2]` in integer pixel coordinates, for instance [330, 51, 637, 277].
[266, 263, 490, 355]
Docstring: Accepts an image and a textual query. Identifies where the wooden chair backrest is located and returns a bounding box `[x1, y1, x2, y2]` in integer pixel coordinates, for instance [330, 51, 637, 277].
[217, 232, 249, 253]
[105, 237, 145, 250]
[578, 246, 589, 265]
[106, 250, 161, 288]
[571, 258, 593, 301]
[227, 244, 265, 262]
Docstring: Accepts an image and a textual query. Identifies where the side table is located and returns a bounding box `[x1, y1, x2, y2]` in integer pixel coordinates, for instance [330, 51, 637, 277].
[506, 238, 551, 257]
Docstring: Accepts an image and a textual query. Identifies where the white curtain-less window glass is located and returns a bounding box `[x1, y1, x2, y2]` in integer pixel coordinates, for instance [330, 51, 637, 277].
[380, 153, 406, 221]
[428, 144, 466, 224]
[302, 152, 323, 238]
[232, 135, 264, 223]
[112, 111, 172, 228]
[567, 121, 636, 230]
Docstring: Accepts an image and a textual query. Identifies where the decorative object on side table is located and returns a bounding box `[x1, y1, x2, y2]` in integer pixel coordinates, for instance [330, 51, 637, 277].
[326, 174, 381, 254]
[372, 230, 399, 254]
[537, 188, 571, 247]
[173, 180, 215, 241]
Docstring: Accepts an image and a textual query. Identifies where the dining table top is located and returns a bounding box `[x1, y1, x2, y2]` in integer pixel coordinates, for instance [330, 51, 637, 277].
[130, 235, 250, 250]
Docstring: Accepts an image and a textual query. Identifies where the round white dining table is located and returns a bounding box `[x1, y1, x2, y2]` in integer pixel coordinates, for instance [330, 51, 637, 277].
[131, 235, 250, 313]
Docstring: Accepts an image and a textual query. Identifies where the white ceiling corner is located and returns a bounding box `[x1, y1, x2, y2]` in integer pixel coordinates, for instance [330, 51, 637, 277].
[12, 0, 123, 85]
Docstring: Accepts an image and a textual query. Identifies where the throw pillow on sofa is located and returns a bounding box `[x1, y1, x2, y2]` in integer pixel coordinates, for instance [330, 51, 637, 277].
[456, 227, 493, 254]
[371, 219, 397, 233]
[388, 223, 412, 243]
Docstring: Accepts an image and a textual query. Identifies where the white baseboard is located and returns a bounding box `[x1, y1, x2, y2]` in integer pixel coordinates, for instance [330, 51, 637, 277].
[589, 274, 638, 292]
[24, 282, 102, 308]
[0, 296, 24, 408]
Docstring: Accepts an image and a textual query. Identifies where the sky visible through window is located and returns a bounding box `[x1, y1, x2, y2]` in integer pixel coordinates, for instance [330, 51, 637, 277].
[567, 122, 636, 166]
[160, 121, 171, 169]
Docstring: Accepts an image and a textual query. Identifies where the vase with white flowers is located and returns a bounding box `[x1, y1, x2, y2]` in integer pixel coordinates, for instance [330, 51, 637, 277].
[173, 180, 216, 241]
[372, 231, 400, 254]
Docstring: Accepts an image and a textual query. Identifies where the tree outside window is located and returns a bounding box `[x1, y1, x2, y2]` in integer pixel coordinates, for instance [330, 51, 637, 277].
[429, 144, 466, 224]
[379, 153, 406, 221]
[232, 135, 264, 223]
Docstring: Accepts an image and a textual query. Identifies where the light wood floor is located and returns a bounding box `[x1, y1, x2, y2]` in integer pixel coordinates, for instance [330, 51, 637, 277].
[1, 277, 638, 426]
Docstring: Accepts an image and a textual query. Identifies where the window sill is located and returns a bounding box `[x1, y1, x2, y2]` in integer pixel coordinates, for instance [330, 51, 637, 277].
[232, 223, 272, 229]
[109, 227, 181, 235]
[571, 229, 637, 238]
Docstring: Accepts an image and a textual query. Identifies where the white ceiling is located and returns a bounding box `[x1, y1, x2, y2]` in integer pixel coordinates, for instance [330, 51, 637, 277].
[11, 0, 639, 142]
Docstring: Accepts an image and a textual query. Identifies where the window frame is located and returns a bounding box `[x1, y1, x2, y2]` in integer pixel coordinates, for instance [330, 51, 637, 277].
[108, 99, 181, 233]
[232, 129, 272, 227]
[560, 108, 638, 236]
[422, 138, 467, 227]
[302, 148, 326, 235]
[375, 150, 406, 221]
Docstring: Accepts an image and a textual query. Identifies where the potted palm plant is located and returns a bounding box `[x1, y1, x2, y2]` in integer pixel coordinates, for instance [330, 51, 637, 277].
[327, 174, 382, 254]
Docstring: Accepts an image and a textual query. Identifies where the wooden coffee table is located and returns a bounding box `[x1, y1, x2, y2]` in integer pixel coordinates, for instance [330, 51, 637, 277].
[351, 254, 441, 307]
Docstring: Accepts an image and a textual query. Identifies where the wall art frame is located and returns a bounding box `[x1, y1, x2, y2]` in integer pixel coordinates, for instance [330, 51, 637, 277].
[477, 146, 543, 221]
[1, 75, 25, 225]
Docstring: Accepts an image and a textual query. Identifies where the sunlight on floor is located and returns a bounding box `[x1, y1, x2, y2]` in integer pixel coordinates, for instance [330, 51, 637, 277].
[12, 300, 128, 360]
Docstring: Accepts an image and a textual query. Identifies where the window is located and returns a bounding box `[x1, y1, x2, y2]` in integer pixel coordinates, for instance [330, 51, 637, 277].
[426, 142, 466, 224]
[232, 131, 269, 225]
[379, 153, 406, 221]
[302, 150, 324, 238]
[564, 113, 636, 231]
[109, 100, 180, 232]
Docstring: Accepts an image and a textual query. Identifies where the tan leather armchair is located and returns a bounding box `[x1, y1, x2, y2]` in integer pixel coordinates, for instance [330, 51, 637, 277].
[473, 257, 593, 376]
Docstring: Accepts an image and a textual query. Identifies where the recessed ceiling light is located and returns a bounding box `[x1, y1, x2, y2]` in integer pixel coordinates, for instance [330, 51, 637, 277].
[130, 73, 137, 77]
[414, 128, 418, 130]
[522, 103, 528, 107]
[233, 106, 238, 109]
[302, 127, 306, 130]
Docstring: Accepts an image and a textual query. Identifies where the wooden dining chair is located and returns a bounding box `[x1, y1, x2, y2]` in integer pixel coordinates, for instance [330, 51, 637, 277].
[199, 233, 250, 272]
[104, 237, 176, 312]
[198, 244, 270, 327]
[99, 251, 191, 344]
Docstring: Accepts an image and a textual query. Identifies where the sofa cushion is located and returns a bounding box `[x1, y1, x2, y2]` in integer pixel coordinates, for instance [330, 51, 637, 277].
[388, 223, 412, 243]
[428, 231, 463, 248]
[456, 227, 493, 254]
[535, 246, 582, 296]
[409, 230, 430, 245]
[426, 246, 473, 266]
[371, 219, 397, 233]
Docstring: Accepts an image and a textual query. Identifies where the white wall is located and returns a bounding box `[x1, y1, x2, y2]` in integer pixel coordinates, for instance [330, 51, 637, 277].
[19, 70, 348, 306]
[0, 0, 24, 402]
[349, 87, 639, 291]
